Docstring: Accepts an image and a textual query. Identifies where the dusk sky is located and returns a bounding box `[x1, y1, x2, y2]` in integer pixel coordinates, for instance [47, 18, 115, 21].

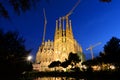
[0, 0, 120, 60]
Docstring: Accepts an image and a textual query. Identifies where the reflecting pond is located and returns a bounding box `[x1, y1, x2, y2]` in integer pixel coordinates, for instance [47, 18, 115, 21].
[33, 77, 86, 80]
[19, 76, 118, 80]
[31, 76, 119, 80]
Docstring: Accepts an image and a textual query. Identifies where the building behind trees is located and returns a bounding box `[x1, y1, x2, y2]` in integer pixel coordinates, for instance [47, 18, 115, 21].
[34, 16, 85, 71]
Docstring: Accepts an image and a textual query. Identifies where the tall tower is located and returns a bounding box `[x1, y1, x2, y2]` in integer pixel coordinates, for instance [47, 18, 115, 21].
[54, 16, 82, 62]
[53, 0, 82, 62]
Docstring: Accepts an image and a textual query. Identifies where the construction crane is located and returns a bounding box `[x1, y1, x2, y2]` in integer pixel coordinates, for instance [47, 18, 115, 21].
[63, 0, 80, 18]
[62, 0, 81, 28]
[86, 42, 102, 60]
[42, 8, 47, 44]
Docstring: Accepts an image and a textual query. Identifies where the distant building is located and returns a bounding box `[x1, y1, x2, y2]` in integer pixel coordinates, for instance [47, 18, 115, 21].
[34, 17, 85, 71]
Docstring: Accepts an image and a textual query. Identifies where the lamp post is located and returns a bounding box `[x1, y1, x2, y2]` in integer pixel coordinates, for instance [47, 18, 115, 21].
[26, 55, 33, 64]
[27, 55, 32, 61]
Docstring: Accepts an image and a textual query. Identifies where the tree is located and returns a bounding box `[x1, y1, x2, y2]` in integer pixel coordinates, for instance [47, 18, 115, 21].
[0, 0, 49, 19]
[68, 52, 81, 66]
[0, 29, 32, 77]
[60, 52, 81, 69]
[48, 61, 61, 68]
[104, 37, 120, 55]
[48, 52, 81, 71]
[100, 0, 112, 2]
[60, 60, 71, 68]
[102, 37, 120, 63]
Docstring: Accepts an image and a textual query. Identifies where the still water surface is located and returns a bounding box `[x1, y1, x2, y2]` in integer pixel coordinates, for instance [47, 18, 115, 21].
[33, 77, 86, 80]
[32, 77, 116, 80]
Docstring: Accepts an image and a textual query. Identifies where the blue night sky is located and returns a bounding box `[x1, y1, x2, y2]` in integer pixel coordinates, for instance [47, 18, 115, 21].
[0, 0, 120, 60]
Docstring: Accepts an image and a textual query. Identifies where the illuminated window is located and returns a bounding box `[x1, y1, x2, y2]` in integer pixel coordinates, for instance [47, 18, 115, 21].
[62, 38, 66, 42]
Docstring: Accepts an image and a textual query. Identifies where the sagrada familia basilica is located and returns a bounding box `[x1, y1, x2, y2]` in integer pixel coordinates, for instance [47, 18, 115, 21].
[33, 0, 86, 71]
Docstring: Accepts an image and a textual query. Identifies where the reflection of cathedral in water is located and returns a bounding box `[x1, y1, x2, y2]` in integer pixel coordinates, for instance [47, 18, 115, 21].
[34, 16, 85, 71]
[34, 77, 77, 80]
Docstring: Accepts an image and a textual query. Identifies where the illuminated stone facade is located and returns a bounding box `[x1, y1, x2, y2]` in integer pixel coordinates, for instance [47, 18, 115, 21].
[35, 17, 84, 71]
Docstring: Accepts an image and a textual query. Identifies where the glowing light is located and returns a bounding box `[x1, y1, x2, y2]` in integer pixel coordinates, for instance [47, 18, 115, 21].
[82, 65, 87, 69]
[110, 65, 115, 70]
[27, 55, 32, 61]
[62, 68, 66, 72]
[92, 65, 101, 71]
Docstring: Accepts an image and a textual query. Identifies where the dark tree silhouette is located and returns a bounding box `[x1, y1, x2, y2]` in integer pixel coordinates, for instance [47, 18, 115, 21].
[0, 3, 9, 18]
[0, 0, 49, 19]
[100, 0, 112, 2]
[103, 37, 120, 64]
[0, 29, 32, 77]
[99, 51, 105, 57]
[48, 61, 61, 68]
[104, 37, 120, 55]
[48, 52, 81, 71]
[60, 60, 71, 68]
[60, 52, 81, 69]
[68, 52, 81, 65]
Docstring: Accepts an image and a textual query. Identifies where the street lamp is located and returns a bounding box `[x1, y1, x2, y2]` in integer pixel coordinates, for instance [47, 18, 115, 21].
[27, 55, 32, 61]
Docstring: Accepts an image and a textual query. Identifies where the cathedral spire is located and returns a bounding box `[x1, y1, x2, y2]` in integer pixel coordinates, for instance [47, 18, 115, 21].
[54, 20, 59, 41]
[56, 20, 58, 31]
[59, 17, 62, 30]
[69, 20, 72, 31]
[65, 16, 70, 38]
[66, 17, 69, 30]
[59, 17, 62, 37]
[69, 20, 73, 39]
[62, 17, 65, 31]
